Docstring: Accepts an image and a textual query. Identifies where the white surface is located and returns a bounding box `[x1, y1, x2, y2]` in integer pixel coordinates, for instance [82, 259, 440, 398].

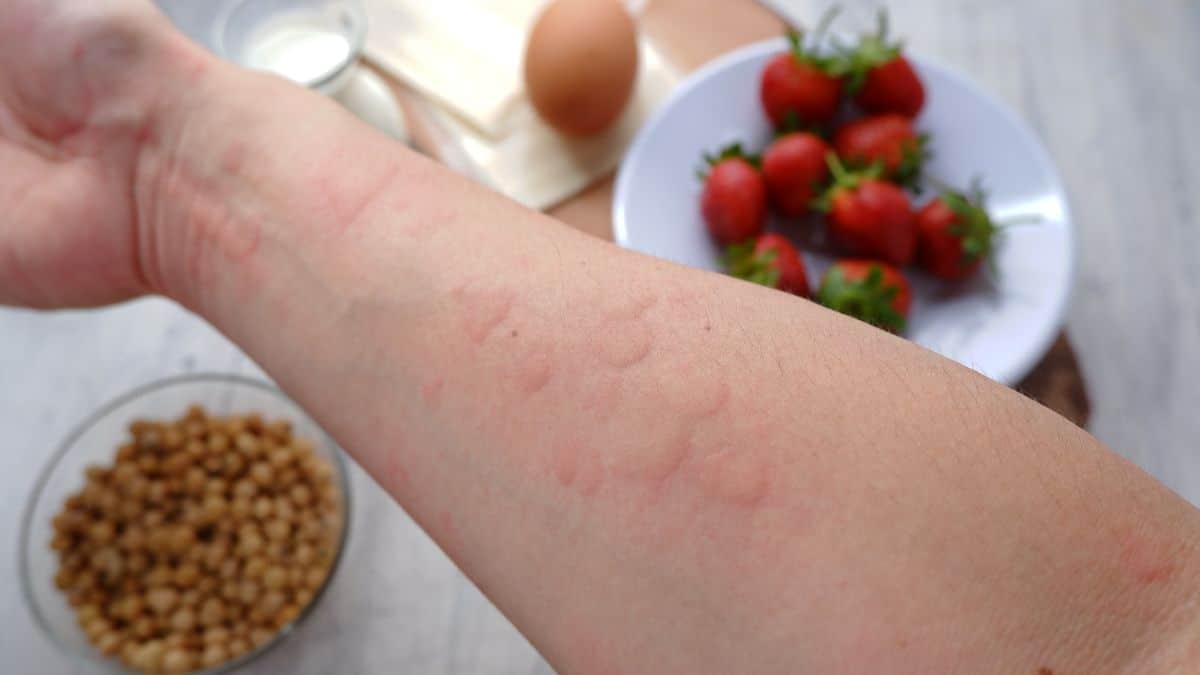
[614, 38, 1073, 385]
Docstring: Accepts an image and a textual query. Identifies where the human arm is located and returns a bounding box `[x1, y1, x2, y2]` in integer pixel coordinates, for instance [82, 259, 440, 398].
[4, 4, 1200, 673]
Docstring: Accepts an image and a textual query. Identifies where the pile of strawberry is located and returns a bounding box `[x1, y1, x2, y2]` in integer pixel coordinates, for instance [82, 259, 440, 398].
[700, 11, 1000, 334]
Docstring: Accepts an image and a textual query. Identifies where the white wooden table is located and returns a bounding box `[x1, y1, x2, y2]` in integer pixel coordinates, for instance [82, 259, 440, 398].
[2, 0, 1199, 672]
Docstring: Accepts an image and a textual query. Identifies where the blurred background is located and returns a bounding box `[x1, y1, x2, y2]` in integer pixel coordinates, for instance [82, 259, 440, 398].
[2, 0, 1198, 672]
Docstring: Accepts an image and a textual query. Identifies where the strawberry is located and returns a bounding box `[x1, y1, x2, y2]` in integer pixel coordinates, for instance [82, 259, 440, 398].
[759, 11, 844, 129]
[836, 10, 926, 118]
[724, 233, 810, 296]
[699, 144, 767, 246]
[916, 180, 1000, 280]
[761, 132, 831, 217]
[816, 155, 916, 266]
[833, 114, 928, 188]
[817, 260, 912, 333]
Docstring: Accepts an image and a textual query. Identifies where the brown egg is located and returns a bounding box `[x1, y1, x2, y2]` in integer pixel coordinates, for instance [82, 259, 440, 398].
[524, 0, 639, 136]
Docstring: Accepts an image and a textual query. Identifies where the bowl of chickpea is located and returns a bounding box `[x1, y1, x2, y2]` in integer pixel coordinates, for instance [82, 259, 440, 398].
[19, 374, 352, 674]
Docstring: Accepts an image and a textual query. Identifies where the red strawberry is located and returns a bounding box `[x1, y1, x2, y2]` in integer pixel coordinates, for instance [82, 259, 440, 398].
[723, 233, 810, 296]
[817, 155, 916, 266]
[761, 132, 831, 217]
[833, 114, 928, 187]
[699, 144, 767, 246]
[837, 11, 926, 118]
[817, 260, 912, 333]
[760, 15, 844, 129]
[917, 181, 1000, 280]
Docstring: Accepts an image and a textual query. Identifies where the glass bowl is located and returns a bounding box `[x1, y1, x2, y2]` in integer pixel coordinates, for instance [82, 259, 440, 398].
[19, 374, 353, 674]
[213, 0, 367, 95]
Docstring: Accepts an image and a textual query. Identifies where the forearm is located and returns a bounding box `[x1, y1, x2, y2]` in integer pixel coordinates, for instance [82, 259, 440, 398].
[145, 52, 1200, 673]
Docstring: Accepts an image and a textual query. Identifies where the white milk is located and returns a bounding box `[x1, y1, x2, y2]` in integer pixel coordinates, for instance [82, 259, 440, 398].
[243, 12, 352, 87]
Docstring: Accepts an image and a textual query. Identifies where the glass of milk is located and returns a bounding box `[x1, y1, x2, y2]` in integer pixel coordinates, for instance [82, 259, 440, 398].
[214, 0, 367, 96]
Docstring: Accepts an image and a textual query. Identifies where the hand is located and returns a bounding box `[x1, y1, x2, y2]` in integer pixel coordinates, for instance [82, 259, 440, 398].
[0, 0, 202, 308]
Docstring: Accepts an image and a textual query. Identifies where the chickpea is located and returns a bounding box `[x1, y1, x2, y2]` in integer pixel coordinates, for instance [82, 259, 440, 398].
[243, 556, 267, 580]
[250, 627, 274, 648]
[162, 648, 193, 674]
[232, 479, 257, 500]
[126, 552, 149, 575]
[237, 531, 264, 557]
[199, 597, 226, 627]
[89, 520, 115, 545]
[205, 477, 227, 496]
[143, 510, 165, 529]
[274, 498, 296, 522]
[238, 579, 261, 605]
[115, 443, 138, 463]
[167, 525, 196, 556]
[245, 413, 264, 432]
[304, 567, 327, 590]
[294, 588, 314, 608]
[223, 415, 246, 436]
[197, 576, 219, 597]
[219, 558, 239, 580]
[163, 426, 184, 451]
[230, 496, 252, 519]
[84, 616, 111, 641]
[291, 438, 315, 459]
[252, 496, 273, 520]
[76, 603, 101, 624]
[54, 569, 75, 591]
[249, 462, 274, 487]
[169, 607, 196, 632]
[227, 637, 250, 658]
[265, 419, 292, 443]
[136, 640, 166, 672]
[276, 603, 302, 627]
[172, 561, 199, 587]
[137, 455, 159, 476]
[203, 626, 230, 646]
[147, 480, 167, 503]
[262, 566, 288, 591]
[146, 587, 179, 615]
[207, 434, 230, 454]
[259, 590, 286, 618]
[118, 499, 143, 521]
[94, 631, 122, 656]
[131, 616, 157, 640]
[201, 643, 229, 669]
[268, 447, 294, 469]
[220, 580, 240, 603]
[277, 467, 299, 488]
[235, 433, 259, 456]
[264, 519, 291, 542]
[180, 466, 204, 492]
[185, 439, 206, 460]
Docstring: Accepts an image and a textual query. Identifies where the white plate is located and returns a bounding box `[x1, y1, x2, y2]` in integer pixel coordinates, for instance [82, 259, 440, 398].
[613, 38, 1075, 385]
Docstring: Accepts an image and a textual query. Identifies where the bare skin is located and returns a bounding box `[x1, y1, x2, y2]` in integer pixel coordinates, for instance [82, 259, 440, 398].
[4, 3, 1200, 673]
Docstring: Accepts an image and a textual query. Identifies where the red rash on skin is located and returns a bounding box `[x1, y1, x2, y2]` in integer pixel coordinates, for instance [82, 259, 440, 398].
[605, 424, 693, 488]
[420, 376, 445, 411]
[573, 451, 604, 497]
[510, 342, 555, 395]
[220, 141, 246, 174]
[691, 448, 771, 508]
[553, 440, 582, 488]
[1117, 530, 1178, 586]
[582, 373, 623, 422]
[453, 281, 515, 346]
[594, 294, 658, 369]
